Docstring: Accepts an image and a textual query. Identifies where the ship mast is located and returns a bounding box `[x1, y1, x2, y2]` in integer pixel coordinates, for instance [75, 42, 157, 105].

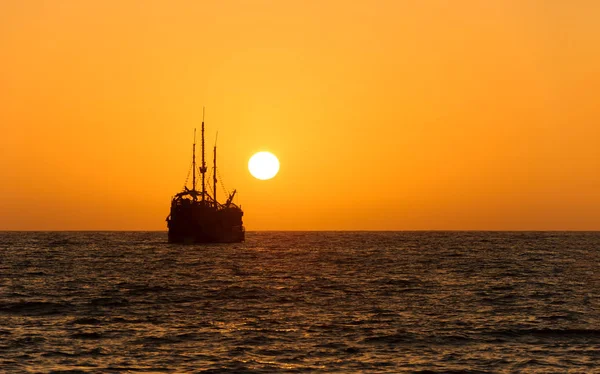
[213, 140, 218, 208]
[192, 128, 196, 197]
[200, 107, 207, 203]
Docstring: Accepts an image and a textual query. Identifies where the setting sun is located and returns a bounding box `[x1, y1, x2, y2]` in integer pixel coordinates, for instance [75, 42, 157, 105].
[248, 152, 280, 180]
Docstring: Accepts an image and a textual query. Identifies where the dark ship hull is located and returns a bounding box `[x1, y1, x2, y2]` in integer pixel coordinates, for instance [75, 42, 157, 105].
[166, 112, 245, 244]
[167, 201, 244, 243]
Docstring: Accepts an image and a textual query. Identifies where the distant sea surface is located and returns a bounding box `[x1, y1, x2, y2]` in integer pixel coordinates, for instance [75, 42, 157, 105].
[0, 231, 598, 373]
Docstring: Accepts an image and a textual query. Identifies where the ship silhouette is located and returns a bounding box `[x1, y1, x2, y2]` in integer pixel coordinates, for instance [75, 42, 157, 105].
[166, 112, 245, 243]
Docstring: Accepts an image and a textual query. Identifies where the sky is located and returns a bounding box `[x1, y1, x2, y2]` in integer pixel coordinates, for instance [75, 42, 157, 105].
[1, 0, 599, 230]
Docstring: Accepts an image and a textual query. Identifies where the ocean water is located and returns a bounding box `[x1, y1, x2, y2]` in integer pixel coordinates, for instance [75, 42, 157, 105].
[0, 231, 598, 373]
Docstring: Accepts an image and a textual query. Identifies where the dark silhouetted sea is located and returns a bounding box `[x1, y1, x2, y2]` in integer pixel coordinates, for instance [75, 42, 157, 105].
[0, 231, 598, 373]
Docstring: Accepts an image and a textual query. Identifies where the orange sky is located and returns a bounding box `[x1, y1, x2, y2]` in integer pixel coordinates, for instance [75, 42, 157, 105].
[1, 1, 599, 230]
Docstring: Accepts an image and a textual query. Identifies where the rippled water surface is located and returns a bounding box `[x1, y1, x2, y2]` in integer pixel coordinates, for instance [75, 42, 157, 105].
[0, 231, 598, 373]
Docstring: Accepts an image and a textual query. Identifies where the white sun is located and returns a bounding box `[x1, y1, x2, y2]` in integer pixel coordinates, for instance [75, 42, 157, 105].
[248, 152, 280, 180]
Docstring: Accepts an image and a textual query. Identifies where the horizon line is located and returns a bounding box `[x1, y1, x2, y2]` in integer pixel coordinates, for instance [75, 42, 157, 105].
[1, 229, 599, 233]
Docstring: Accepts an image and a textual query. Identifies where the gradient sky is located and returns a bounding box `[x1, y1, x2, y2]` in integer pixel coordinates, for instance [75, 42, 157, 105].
[1, 1, 599, 230]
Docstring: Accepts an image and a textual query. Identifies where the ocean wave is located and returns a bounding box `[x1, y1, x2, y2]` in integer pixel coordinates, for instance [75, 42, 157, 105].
[485, 328, 600, 342]
[0, 301, 74, 316]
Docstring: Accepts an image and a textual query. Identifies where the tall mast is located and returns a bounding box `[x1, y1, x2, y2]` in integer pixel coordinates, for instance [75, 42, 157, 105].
[200, 107, 207, 202]
[213, 142, 217, 208]
[192, 128, 196, 196]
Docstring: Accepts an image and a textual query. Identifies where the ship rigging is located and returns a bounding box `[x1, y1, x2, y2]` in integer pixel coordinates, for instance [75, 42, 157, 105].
[166, 110, 245, 243]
